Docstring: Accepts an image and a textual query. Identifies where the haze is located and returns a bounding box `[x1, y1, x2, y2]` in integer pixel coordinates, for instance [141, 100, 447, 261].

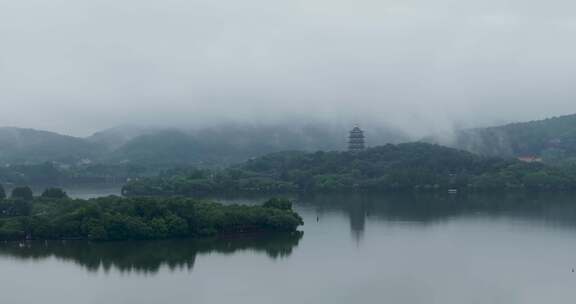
[2, 0, 576, 137]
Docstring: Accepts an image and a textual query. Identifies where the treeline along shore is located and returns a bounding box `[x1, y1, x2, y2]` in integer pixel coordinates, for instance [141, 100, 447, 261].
[122, 143, 576, 196]
[0, 186, 303, 241]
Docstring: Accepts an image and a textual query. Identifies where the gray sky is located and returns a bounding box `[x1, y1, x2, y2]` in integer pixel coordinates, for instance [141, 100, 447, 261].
[2, 0, 576, 137]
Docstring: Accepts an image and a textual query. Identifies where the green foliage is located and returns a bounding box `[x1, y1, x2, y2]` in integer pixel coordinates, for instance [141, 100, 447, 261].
[123, 143, 576, 195]
[0, 218, 26, 240]
[0, 162, 155, 186]
[263, 198, 293, 211]
[11, 186, 33, 200]
[13, 200, 33, 216]
[0, 184, 5, 199]
[41, 188, 68, 199]
[0, 195, 303, 241]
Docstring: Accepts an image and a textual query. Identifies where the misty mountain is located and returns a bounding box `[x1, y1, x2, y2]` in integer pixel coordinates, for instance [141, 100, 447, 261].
[108, 124, 409, 166]
[0, 127, 99, 164]
[87, 125, 156, 151]
[0, 124, 408, 166]
[7, 112, 576, 168]
[447, 114, 576, 162]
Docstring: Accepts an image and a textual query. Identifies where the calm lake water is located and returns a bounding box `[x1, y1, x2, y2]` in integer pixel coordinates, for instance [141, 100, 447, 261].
[3, 190, 576, 303]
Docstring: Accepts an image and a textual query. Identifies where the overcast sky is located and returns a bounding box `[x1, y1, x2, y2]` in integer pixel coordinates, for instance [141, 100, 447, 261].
[2, 0, 576, 137]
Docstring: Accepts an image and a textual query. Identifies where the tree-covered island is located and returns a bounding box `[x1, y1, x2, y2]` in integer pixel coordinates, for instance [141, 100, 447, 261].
[0, 186, 303, 241]
[122, 143, 576, 196]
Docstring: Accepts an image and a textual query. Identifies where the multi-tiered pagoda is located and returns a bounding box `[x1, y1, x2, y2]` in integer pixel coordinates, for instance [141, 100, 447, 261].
[348, 125, 365, 152]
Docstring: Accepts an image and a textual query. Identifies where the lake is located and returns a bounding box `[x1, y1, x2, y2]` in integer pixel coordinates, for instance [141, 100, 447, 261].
[2, 191, 576, 303]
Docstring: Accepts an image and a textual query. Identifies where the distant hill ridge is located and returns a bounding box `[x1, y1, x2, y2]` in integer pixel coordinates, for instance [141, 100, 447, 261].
[0, 127, 99, 164]
[4, 113, 576, 166]
[0, 124, 408, 166]
[451, 113, 576, 162]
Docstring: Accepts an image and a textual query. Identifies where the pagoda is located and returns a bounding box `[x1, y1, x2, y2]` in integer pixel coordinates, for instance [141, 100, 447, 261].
[348, 125, 365, 152]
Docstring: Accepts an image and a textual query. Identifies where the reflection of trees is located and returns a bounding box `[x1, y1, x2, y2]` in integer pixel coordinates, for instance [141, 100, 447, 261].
[300, 192, 576, 236]
[0, 232, 303, 274]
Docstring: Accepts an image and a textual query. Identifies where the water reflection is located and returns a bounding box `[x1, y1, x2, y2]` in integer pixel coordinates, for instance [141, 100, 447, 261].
[3, 192, 576, 303]
[300, 192, 576, 240]
[5, 192, 576, 276]
[0, 232, 303, 274]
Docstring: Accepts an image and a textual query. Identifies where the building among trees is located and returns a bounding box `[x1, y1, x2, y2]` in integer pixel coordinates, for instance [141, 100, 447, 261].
[348, 125, 365, 152]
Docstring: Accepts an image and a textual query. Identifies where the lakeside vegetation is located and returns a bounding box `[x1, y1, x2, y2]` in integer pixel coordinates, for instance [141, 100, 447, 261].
[0, 186, 303, 241]
[123, 143, 576, 196]
[0, 162, 152, 185]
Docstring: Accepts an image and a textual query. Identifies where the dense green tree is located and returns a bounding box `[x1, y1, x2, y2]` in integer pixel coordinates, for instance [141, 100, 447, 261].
[11, 186, 33, 200]
[0, 195, 303, 241]
[124, 143, 576, 195]
[263, 198, 293, 210]
[41, 188, 68, 199]
[0, 184, 5, 200]
[12, 200, 32, 216]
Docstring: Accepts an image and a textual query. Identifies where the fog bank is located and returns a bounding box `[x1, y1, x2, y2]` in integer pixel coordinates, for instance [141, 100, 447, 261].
[2, 0, 576, 136]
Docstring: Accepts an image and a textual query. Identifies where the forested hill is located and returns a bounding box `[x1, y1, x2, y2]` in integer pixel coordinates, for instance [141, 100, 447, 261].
[0, 124, 408, 167]
[103, 124, 408, 166]
[452, 114, 576, 162]
[0, 127, 100, 164]
[123, 143, 576, 196]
